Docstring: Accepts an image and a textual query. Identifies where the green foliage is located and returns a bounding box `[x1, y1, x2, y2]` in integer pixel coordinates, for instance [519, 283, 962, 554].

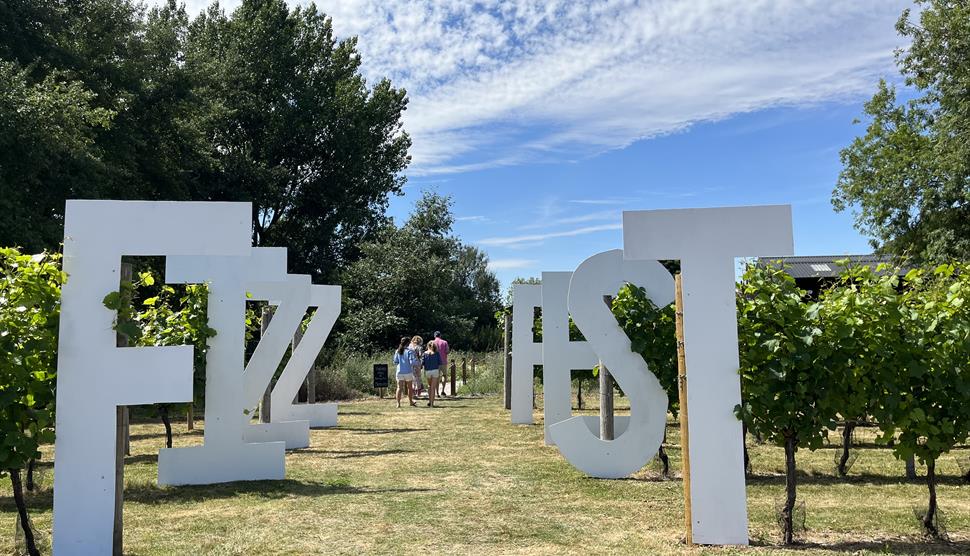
[735, 263, 837, 450]
[0, 248, 64, 473]
[104, 270, 215, 406]
[815, 262, 907, 429]
[610, 283, 678, 415]
[834, 1, 970, 262]
[1, 0, 411, 285]
[339, 191, 502, 351]
[876, 263, 970, 466]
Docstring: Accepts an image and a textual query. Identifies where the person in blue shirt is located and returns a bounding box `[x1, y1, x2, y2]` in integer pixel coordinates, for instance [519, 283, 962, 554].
[393, 336, 418, 407]
[422, 341, 442, 407]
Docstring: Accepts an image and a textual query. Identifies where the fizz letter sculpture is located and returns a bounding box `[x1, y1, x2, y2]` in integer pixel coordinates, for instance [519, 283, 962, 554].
[53, 200, 251, 554]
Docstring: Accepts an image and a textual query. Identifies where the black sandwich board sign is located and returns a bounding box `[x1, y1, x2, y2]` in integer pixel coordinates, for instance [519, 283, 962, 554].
[373, 363, 389, 389]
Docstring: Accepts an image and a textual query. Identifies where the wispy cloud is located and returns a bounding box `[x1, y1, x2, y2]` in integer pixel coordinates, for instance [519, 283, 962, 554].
[487, 258, 538, 271]
[477, 223, 622, 247]
[569, 198, 637, 206]
[456, 215, 489, 223]
[158, 1, 909, 176]
[518, 209, 620, 230]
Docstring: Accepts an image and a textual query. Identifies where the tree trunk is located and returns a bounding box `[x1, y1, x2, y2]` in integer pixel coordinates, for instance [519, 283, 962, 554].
[836, 421, 856, 477]
[782, 434, 797, 545]
[742, 422, 751, 476]
[160, 406, 173, 449]
[923, 458, 939, 538]
[656, 425, 670, 478]
[26, 458, 36, 492]
[905, 453, 917, 480]
[10, 469, 40, 556]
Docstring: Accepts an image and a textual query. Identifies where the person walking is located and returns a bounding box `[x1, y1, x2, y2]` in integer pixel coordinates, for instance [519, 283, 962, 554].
[393, 336, 418, 407]
[432, 331, 449, 396]
[422, 342, 442, 407]
[409, 335, 425, 396]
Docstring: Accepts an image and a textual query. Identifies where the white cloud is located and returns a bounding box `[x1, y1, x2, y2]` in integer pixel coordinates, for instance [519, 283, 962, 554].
[456, 215, 489, 222]
[477, 223, 622, 247]
[487, 258, 538, 270]
[152, 0, 911, 175]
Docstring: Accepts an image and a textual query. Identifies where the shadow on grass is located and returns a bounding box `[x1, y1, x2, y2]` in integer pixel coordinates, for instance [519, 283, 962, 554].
[338, 427, 429, 434]
[746, 469, 968, 486]
[767, 538, 970, 555]
[129, 429, 203, 442]
[124, 480, 435, 506]
[125, 453, 159, 465]
[294, 449, 413, 459]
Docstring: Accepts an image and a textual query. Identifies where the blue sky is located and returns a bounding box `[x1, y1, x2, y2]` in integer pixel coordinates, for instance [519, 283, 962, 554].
[159, 0, 915, 289]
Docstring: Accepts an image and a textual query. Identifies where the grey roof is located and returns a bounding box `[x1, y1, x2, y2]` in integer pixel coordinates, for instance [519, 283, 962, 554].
[757, 254, 904, 280]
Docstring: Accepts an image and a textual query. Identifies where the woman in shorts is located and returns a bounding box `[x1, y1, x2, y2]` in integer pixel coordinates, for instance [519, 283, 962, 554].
[409, 335, 425, 396]
[393, 336, 418, 407]
[422, 341, 442, 407]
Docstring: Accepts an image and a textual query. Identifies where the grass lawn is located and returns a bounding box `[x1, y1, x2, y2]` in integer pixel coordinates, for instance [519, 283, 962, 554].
[2, 394, 968, 555]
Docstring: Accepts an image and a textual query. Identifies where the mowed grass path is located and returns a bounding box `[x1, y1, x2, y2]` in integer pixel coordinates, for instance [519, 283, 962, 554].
[2, 395, 969, 554]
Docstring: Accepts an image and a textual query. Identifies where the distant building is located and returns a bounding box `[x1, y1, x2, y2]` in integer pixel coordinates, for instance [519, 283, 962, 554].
[756, 254, 906, 298]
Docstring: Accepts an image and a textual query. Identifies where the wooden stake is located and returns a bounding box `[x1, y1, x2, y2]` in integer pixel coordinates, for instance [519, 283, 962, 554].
[675, 273, 693, 545]
[186, 404, 194, 431]
[450, 361, 456, 397]
[600, 295, 614, 441]
[504, 314, 512, 410]
[114, 262, 132, 556]
[259, 307, 274, 423]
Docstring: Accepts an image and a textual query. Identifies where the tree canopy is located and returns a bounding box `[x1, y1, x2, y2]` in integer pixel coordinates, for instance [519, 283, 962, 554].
[339, 191, 502, 352]
[834, 0, 970, 262]
[0, 0, 411, 283]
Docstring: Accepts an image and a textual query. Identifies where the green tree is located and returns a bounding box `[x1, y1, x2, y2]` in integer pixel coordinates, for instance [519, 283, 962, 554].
[834, 1, 970, 262]
[1, 0, 411, 284]
[340, 192, 501, 351]
[0, 249, 64, 556]
[815, 262, 904, 477]
[185, 0, 411, 281]
[734, 263, 837, 545]
[874, 263, 970, 537]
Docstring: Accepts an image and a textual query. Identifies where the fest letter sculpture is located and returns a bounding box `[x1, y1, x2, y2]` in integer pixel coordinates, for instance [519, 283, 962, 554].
[622, 205, 794, 545]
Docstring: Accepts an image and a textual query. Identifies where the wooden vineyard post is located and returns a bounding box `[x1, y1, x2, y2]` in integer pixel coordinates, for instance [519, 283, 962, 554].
[504, 317, 514, 408]
[461, 357, 467, 383]
[600, 295, 615, 441]
[259, 307, 273, 423]
[450, 361, 456, 397]
[114, 262, 132, 556]
[675, 274, 692, 545]
[186, 405, 194, 430]
[470, 358, 477, 394]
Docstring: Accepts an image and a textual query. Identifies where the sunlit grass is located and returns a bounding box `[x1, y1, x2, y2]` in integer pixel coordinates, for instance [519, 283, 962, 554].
[2, 395, 967, 554]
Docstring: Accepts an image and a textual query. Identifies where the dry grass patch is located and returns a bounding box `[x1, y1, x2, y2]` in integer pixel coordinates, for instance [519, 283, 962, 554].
[1, 396, 968, 554]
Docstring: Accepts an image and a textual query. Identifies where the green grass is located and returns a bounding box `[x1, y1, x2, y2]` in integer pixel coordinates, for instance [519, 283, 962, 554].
[2, 395, 968, 554]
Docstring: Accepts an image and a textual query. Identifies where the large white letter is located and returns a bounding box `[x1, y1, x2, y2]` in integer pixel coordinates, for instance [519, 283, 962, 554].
[157, 248, 289, 485]
[242, 275, 314, 449]
[269, 285, 342, 428]
[549, 249, 674, 478]
[622, 205, 793, 545]
[511, 283, 541, 424]
[540, 272, 598, 445]
[53, 200, 251, 554]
